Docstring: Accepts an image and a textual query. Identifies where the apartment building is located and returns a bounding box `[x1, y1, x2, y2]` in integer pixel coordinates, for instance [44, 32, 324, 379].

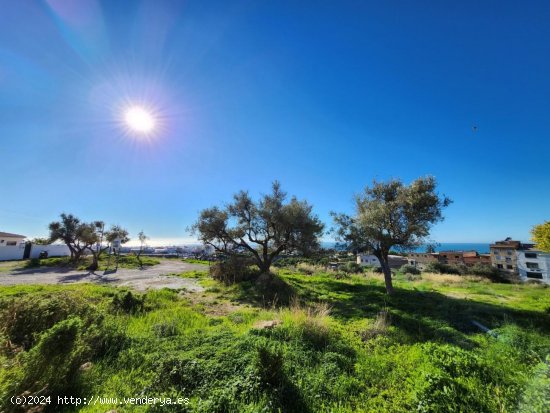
[516, 249, 550, 283]
[490, 238, 534, 274]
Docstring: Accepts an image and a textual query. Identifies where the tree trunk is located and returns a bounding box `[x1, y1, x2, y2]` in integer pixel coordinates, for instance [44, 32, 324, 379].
[137, 247, 143, 268]
[379, 255, 394, 295]
[257, 259, 271, 274]
[88, 250, 99, 272]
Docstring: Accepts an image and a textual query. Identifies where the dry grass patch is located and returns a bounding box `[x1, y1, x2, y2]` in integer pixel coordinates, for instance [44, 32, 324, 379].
[420, 272, 488, 284]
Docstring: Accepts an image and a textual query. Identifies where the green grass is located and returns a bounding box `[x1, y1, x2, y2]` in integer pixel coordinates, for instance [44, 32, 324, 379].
[0, 268, 549, 412]
[18, 254, 161, 271]
[183, 258, 211, 265]
[169, 270, 209, 279]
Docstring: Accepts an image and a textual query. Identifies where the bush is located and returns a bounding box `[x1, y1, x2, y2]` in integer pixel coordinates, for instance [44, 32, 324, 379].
[26, 258, 41, 268]
[210, 256, 257, 284]
[468, 263, 509, 282]
[255, 343, 285, 388]
[424, 262, 467, 275]
[334, 272, 351, 279]
[2, 318, 84, 402]
[400, 265, 421, 275]
[0, 292, 92, 350]
[296, 262, 319, 275]
[341, 262, 363, 274]
[518, 355, 550, 413]
[111, 291, 144, 314]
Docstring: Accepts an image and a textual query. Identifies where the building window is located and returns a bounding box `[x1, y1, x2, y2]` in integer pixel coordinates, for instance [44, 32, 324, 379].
[525, 253, 537, 259]
[6, 241, 16, 246]
[505, 258, 511, 262]
[455, 255, 460, 259]
[506, 265, 513, 270]
[497, 264, 503, 269]
[526, 272, 543, 279]
[526, 262, 540, 270]
[507, 250, 513, 255]
[495, 255, 501, 260]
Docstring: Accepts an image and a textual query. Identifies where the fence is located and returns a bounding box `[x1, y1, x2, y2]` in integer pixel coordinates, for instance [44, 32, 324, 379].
[0, 243, 71, 261]
[0, 244, 25, 261]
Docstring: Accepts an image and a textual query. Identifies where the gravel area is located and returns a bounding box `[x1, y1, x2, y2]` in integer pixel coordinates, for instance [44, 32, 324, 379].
[0, 259, 207, 292]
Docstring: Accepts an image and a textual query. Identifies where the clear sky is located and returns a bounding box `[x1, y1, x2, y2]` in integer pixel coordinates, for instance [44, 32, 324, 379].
[1, 0, 549, 245]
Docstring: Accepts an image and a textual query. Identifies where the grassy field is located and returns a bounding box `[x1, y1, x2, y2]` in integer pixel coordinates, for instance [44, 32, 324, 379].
[0, 267, 549, 412]
[1, 254, 162, 272]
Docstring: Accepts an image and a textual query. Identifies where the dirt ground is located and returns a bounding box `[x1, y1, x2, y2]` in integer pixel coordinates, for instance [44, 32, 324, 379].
[0, 259, 207, 292]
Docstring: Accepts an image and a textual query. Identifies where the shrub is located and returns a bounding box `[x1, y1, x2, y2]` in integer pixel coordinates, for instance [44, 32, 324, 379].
[341, 262, 364, 274]
[152, 321, 179, 338]
[26, 258, 41, 268]
[111, 291, 144, 314]
[361, 309, 391, 340]
[469, 263, 509, 282]
[334, 272, 350, 279]
[210, 256, 257, 284]
[255, 343, 285, 388]
[400, 264, 421, 275]
[2, 318, 84, 403]
[296, 262, 319, 275]
[424, 262, 466, 275]
[0, 292, 92, 350]
[518, 355, 550, 413]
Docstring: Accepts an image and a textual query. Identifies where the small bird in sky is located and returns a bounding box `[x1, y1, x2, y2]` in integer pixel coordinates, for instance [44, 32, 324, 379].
[472, 124, 478, 133]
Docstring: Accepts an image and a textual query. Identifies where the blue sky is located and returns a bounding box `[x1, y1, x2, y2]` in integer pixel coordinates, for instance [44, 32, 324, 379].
[1, 0, 549, 245]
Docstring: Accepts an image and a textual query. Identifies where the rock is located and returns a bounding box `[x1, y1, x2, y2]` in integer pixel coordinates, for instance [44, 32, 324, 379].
[79, 361, 93, 371]
[253, 320, 281, 329]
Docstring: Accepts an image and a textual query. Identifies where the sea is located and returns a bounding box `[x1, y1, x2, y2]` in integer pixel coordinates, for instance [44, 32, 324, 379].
[321, 242, 490, 254]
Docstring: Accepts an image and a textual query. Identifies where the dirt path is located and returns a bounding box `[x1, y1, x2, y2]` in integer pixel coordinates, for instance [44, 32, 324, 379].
[0, 259, 207, 292]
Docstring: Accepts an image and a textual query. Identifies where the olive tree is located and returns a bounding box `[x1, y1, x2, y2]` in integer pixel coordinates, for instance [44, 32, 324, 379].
[49, 213, 129, 271]
[191, 181, 324, 275]
[98, 224, 130, 270]
[136, 231, 148, 268]
[332, 177, 451, 294]
[48, 213, 94, 262]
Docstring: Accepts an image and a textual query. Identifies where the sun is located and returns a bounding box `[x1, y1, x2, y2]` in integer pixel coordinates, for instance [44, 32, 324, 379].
[124, 106, 155, 133]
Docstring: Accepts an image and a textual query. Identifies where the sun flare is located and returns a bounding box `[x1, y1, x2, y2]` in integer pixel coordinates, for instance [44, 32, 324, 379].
[124, 106, 155, 133]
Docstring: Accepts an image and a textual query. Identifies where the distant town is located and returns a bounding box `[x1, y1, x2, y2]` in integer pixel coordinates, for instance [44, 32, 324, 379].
[1, 231, 548, 284]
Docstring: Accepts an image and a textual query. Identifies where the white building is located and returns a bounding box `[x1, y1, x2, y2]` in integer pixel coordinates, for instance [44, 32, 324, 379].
[357, 254, 381, 267]
[0, 231, 26, 246]
[0, 231, 26, 261]
[516, 249, 550, 284]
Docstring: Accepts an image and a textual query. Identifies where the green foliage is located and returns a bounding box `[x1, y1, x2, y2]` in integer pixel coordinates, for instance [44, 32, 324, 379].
[425, 261, 465, 275]
[111, 290, 144, 314]
[519, 355, 550, 413]
[4, 318, 84, 400]
[424, 262, 505, 280]
[112, 254, 160, 268]
[399, 264, 421, 275]
[0, 291, 92, 350]
[209, 256, 257, 284]
[191, 181, 325, 273]
[341, 262, 364, 274]
[1, 266, 550, 412]
[531, 221, 550, 252]
[332, 176, 452, 293]
[183, 258, 211, 265]
[254, 343, 285, 388]
[26, 258, 41, 268]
